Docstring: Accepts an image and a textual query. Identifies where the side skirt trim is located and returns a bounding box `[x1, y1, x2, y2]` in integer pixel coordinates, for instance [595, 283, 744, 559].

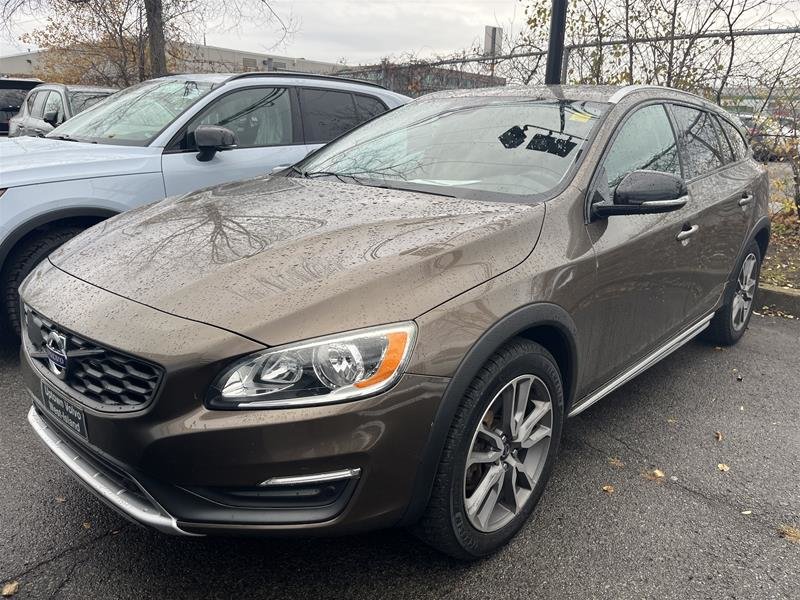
[568, 313, 714, 417]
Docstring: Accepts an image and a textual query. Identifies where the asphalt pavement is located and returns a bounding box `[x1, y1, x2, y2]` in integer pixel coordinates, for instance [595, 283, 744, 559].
[1, 313, 798, 599]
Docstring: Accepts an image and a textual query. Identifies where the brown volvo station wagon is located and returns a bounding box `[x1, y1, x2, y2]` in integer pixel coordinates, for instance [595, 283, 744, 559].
[20, 84, 768, 559]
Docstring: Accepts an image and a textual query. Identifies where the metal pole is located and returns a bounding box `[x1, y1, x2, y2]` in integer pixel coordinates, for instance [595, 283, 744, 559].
[545, 0, 568, 84]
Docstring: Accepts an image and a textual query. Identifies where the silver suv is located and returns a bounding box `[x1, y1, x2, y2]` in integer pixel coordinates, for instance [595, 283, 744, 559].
[0, 72, 409, 336]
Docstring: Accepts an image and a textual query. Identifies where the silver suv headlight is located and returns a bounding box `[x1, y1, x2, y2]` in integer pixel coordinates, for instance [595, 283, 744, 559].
[207, 322, 417, 409]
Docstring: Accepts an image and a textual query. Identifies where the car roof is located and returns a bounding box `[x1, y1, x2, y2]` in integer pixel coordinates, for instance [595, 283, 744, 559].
[0, 77, 42, 89]
[64, 85, 117, 93]
[159, 71, 389, 91]
[31, 83, 117, 93]
[420, 84, 710, 105]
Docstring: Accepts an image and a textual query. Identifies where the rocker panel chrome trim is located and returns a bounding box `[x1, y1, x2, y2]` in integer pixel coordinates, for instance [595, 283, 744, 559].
[568, 313, 714, 417]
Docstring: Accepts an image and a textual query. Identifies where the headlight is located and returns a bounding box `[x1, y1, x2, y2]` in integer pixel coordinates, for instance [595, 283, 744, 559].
[207, 322, 417, 409]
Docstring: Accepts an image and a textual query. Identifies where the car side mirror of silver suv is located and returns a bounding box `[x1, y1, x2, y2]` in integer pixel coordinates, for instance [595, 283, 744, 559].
[592, 170, 688, 218]
[195, 125, 238, 162]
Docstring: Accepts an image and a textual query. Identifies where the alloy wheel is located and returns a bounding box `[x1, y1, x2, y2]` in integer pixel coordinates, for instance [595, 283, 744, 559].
[463, 374, 553, 533]
[732, 252, 757, 331]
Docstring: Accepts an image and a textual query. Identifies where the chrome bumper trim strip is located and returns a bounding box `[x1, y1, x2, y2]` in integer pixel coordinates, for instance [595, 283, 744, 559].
[27, 405, 200, 536]
[259, 468, 362, 487]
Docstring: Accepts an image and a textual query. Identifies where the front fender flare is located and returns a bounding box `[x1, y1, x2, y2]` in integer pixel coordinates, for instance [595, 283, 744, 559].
[399, 302, 578, 526]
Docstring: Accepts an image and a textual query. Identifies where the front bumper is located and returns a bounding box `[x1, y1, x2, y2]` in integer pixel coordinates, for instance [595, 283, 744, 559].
[27, 405, 195, 536]
[24, 350, 447, 535]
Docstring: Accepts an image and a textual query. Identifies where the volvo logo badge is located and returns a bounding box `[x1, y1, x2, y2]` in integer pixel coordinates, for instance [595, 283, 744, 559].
[45, 331, 69, 380]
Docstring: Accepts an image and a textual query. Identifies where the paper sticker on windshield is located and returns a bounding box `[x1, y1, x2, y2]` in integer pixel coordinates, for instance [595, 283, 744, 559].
[569, 113, 592, 123]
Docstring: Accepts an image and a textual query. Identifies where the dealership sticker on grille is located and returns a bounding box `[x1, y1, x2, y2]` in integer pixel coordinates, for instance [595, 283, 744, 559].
[40, 381, 88, 439]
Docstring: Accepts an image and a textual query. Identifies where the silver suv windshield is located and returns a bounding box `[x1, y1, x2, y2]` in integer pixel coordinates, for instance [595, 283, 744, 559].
[48, 79, 216, 146]
[297, 96, 609, 201]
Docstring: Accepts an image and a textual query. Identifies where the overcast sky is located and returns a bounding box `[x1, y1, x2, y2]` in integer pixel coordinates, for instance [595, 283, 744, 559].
[0, 0, 522, 64]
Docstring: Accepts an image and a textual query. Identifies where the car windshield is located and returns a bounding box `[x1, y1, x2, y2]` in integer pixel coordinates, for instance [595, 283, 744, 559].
[49, 79, 216, 145]
[68, 91, 114, 115]
[297, 96, 608, 200]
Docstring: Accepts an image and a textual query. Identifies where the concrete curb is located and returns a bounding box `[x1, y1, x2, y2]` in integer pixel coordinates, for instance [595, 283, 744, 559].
[756, 283, 800, 315]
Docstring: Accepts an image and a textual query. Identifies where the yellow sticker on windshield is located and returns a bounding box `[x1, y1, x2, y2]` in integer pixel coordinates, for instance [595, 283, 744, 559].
[569, 113, 592, 123]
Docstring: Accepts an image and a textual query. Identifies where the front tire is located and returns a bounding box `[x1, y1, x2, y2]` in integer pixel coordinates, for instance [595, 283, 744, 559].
[414, 339, 564, 560]
[704, 240, 762, 346]
[1, 227, 84, 339]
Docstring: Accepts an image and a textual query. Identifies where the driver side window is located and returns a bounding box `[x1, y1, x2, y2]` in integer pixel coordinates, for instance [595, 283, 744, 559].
[183, 87, 293, 150]
[602, 104, 681, 199]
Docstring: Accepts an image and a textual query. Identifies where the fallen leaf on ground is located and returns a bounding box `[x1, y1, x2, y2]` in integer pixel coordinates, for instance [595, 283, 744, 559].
[643, 468, 665, 481]
[82, 522, 91, 529]
[714, 346, 724, 351]
[667, 418, 677, 424]
[777, 524, 800, 543]
[602, 485, 615, 494]
[741, 510, 752, 515]
[55, 496, 66, 503]
[714, 431, 724, 442]
[717, 463, 730, 472]
[1, 581, 19, 597]
[608, 457, 625, 469]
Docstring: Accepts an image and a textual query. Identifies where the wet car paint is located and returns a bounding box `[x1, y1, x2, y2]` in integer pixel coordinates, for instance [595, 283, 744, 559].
[18, 84, 769, 536]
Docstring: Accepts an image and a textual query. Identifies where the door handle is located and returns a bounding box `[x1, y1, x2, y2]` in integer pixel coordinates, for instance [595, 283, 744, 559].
[676, 224, 699, 242]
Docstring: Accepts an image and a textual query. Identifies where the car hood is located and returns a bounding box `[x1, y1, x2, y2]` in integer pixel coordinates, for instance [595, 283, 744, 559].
[50, 177, 544, 346]
[0, 136, 160, 188]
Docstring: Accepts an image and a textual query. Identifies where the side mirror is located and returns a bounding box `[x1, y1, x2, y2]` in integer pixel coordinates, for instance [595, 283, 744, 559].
[195, 125, 238, 162]
[592, 170, 688, 218]
[43, 110, 60, 127]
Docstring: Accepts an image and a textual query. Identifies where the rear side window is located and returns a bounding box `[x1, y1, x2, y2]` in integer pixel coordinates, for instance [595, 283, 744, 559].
[69, 91, 112, 115]
[354, 94, 387, 121]
[719, 118, 749, 160]
[603, 104, 682, 192]
[671, 105, 726, 178]
[299, 88, 360, 143]
[710, 115, 735, 164]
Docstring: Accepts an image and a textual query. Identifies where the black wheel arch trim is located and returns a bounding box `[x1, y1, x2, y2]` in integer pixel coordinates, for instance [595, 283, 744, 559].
[0, 207, 117, 272]
[399, 302, 578, 526]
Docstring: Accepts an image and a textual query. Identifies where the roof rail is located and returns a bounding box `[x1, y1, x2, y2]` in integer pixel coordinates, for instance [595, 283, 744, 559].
[608, 84, 710, 104]
[225, 71, 387, 90]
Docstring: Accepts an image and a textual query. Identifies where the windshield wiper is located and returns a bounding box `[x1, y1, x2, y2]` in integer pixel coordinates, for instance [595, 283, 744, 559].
[48, 134, 85, 143]
[49, 134, 74, 141]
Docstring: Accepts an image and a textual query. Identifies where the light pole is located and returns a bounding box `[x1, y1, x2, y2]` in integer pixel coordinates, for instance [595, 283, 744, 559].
[545, 0, 568, 84]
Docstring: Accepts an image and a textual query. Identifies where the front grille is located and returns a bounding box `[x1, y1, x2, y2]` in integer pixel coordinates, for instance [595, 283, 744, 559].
[25, 307, 163, 412]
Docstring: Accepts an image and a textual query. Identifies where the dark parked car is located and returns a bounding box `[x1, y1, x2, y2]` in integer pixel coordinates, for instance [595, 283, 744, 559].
[0, 77, 41, 136]
[20, 84, 768, 559]
[7, 83, 115, 137]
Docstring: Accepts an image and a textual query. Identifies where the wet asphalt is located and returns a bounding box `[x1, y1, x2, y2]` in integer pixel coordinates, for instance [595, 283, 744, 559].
[0, 313, 798, 600]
